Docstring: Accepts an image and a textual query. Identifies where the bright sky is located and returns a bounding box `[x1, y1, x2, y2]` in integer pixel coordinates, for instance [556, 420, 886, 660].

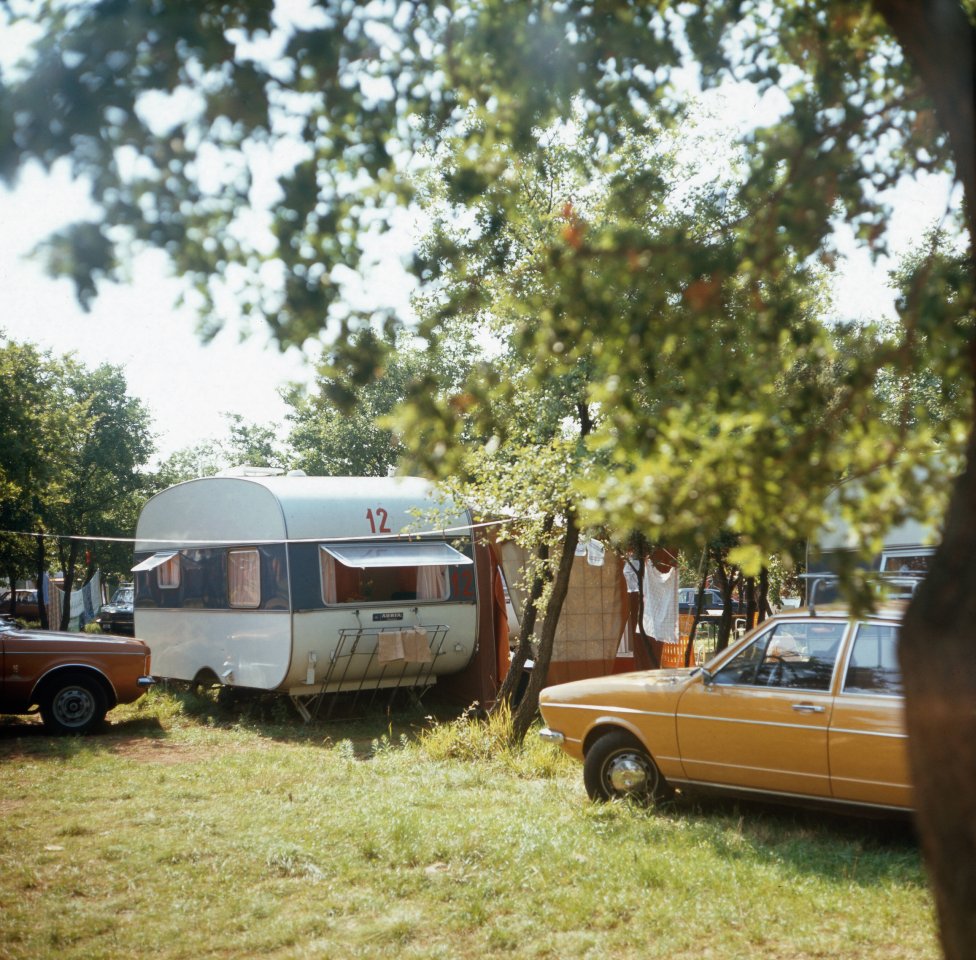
[0, 163, 322, 463]
[0, 17, 960, 467]
[0, 4, 411, 465]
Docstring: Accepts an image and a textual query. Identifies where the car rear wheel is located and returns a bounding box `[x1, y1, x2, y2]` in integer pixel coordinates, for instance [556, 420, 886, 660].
[39, 673, 108, 735]
[583, 730, 671, 805]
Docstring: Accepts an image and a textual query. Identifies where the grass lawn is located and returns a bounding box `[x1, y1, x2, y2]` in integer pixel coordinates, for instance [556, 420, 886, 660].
[0, 688, 938, 960]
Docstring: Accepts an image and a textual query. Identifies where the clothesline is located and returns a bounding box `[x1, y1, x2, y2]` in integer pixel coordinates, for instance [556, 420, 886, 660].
[0, 515, 529, 548]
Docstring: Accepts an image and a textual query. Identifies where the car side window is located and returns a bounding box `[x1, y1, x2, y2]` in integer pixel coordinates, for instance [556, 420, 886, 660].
[843, 623, 902, 696]
[714, 621, 847, 690]
[712, 628, 771, 685]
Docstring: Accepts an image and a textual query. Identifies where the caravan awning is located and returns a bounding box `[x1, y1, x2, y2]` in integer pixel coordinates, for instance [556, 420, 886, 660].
[321, 542, 472, 569]
[131, 551, 178, 572]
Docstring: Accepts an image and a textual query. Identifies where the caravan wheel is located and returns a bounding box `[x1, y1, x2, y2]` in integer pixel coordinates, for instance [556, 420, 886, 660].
[189, 671, 220, 698]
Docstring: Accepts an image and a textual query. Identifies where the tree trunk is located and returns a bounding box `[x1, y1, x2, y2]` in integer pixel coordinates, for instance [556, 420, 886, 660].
[4, 568, 14, 616]
[687, 567, 711, 661]
[870, 6, 976, 959]
[744, 575, 757, 632]
[874, 0, 976, 241]
[494, 515, 554, 709]
[757, 567, 770, 625]
[34, 533, 48, 631]
[715, 558, 738, 652]
[511, 510, 580, 743]
[59, 539, 79, 631]
[899, 434, 976, 960]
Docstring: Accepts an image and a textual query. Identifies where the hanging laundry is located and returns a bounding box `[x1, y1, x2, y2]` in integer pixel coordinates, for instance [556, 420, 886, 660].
[48, 571, 101, 631]
[585, 539, 605, 567]
[641, 564, 679, 643]
[81, 574, 99, 625]
[622, 554, 641, 593]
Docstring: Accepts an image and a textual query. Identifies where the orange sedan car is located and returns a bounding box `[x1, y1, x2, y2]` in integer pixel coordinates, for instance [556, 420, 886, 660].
[539, 604, 910, 814]
[0, 621, 154, 734]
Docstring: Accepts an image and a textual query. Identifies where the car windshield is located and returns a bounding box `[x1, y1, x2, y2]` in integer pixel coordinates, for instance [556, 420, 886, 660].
[3, 591, 35, 603]
[681, 589, 721, 604]
[709, 619, 847, 690]
[112, 588, 134, 604]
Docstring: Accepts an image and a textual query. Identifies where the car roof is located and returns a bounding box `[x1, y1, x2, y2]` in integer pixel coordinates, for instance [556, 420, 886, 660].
[767, 601, 906, 622]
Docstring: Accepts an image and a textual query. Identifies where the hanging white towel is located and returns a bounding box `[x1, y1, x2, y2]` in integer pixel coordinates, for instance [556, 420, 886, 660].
[641, 565, 679, 643]
[622, 556, 641, 593]
[575, 538, 606, 565]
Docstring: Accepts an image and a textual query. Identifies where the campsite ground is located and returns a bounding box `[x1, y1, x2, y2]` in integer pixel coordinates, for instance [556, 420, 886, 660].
[0, 688, 937, 960]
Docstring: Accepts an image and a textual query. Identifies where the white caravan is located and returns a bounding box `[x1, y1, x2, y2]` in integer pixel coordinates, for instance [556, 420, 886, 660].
[133, 472, 481, 715]
[809, 475, 941, 585]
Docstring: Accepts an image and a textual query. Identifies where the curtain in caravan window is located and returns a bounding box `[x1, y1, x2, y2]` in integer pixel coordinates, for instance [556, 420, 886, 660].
[321, 551, 337, 605]
[158, 554, 181, 589]
[228, 549, 260, 608]
[318, 542, 468, 604]
[417, 565, 449, 601]
[133, 551, 181, 588]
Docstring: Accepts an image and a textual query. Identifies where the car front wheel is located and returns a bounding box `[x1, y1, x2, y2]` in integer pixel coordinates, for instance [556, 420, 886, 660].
[39, 673, 108, 735]
[583, 730, 671, 805]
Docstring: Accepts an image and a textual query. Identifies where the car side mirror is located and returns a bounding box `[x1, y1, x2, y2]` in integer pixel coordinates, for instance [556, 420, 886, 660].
[700, 667, 715, 687]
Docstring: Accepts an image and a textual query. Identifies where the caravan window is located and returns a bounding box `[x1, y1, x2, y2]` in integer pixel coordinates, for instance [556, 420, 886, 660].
[132, 551, 181, 590]
[134, 544, 288, 611]
[228, 549, 261, 608]
[319, 542, 469, 605]
[880, 550, 931, 598]
[880, 550, 931, 574]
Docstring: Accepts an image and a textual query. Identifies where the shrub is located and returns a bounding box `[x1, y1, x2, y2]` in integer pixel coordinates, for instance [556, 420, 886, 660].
[416, 700, 573, 780]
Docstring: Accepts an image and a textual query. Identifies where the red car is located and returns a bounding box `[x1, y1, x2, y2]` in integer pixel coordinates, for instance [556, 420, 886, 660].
[1, 589, 41, 622]
[0, 622, 154, 734]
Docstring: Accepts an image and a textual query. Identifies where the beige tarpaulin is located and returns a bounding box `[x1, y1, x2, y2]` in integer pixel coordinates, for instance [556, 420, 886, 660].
[551, 550, 626, 668]
[494, 538, 626, 672]
[377, 628, 434, 664]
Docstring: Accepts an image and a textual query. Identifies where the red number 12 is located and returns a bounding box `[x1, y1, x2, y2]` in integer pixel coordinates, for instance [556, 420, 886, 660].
[366, 507, 391, 534]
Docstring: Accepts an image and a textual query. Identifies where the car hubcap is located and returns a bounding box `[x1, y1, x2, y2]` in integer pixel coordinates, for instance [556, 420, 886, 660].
[52, 687, 96, 727]
[607, 754, 649, 794]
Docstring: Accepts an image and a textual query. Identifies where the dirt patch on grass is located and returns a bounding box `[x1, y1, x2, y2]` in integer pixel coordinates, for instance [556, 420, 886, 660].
[105, 736, 218, 765]
[0, 723, 226, 766]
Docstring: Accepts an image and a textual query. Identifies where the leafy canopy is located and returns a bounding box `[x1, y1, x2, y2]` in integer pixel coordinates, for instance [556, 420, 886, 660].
[1, 0, 971, 569]
[0, 334, 154, 586]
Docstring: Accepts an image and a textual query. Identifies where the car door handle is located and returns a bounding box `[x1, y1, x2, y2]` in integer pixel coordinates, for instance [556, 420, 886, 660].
[792, 703, 826, 714]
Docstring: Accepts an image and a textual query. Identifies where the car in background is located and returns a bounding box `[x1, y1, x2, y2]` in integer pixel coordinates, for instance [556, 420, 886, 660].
[95, 584, 134, 635]
[539, 602, 910, 814]
[677, 587, 743, 616]
[0, 620, 154, 734]
[1, 588, 41, 622]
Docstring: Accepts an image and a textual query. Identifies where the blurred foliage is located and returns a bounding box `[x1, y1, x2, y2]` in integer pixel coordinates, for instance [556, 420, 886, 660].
[3, 3, 974, 949]
[1, 0, 972, 570]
